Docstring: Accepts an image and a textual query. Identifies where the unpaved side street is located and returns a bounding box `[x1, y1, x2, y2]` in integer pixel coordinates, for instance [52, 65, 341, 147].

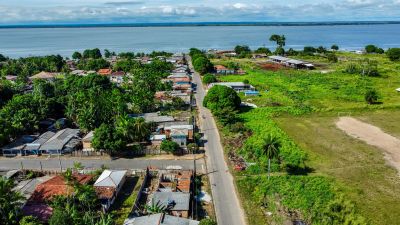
[336, 117, 400, 173]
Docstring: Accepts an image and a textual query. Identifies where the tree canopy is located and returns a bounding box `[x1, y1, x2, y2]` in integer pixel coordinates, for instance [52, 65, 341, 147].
[203, 85, 241, 117]
[386, 48, 400, 61]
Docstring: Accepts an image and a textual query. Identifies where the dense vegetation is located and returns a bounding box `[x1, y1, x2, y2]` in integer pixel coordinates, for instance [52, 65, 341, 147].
[189, 48, 214, 74]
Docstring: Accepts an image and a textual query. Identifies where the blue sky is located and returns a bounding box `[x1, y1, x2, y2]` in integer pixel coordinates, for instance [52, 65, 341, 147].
[0, 0, 399, 24]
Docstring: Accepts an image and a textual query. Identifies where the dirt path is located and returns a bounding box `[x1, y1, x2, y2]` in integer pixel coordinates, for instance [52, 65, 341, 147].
[336, 117, 400, 173]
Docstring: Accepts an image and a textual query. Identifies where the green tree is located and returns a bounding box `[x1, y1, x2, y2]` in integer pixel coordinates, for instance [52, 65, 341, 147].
[274, 46, 285, 56]
[262, 135, 281, 180]
[203, 74, 217, 84]
[331, 44, 339, 51]
[255, 47, 271, 55]
[269, 34, 286, 47]
[326, 53, 338, 63]
[49, 209, 73, 225]
[72, 52, 82, 60]
[92, 123, 126, 155]
[83, 48, 102, 59]
[160, 140, 180, 154]
[199, 218, 217, 225]
[193, 57, 214, 74]
[234, 45, 251, 55]
[0, 177, 25, 225]
[365, 89, 379, 104]
[365, 45, 383, 54]
[104, 49, 111, 58]
[386, 48, 400, 61]
[203, 85, 241, 114]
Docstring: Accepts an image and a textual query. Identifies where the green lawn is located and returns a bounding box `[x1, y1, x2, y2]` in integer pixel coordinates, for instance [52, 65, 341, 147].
[111, 176, 143, 225]
[274, 115, 400, 225]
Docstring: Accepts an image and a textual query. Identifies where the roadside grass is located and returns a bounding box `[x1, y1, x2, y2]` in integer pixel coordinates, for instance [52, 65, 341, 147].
[111, 176, 143, 225]
[274, 115, 400, 225]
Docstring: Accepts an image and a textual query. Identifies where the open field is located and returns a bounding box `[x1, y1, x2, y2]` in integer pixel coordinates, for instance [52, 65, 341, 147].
[211, 52, 400, 225]
[275, 115, 400, 225]
[213, 53, 400, 111]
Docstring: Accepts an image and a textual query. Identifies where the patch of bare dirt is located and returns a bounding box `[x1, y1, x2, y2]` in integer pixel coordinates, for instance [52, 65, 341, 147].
[336, 117, 400, 174]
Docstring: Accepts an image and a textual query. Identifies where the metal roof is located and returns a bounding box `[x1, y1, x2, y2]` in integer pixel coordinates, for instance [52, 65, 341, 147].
[94, 170, 127, 188]
[39, 128, 80, 151]
[152, 192, 190, 211]
[24, 131, 56, 151]
[1, 135, 37, 151]
[268, 55, 289, 61]
[124, 213, 199, 225]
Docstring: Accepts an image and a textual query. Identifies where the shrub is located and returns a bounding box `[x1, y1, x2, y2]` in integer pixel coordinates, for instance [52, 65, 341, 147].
[160, 140, 180, 154]
[386, 48, 400, 61]
[203, 74, 217, 84]
[365, 45, 384, 54]
[199, 218, 217, 225]
[365, 89, 379, 104]
[326, 53, 338, 63]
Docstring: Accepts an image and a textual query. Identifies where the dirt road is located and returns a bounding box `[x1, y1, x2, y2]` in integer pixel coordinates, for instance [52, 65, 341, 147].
[336, 117, 400, 173]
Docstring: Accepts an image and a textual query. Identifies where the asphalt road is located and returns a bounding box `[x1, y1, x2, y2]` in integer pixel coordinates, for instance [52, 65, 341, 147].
[0, 157, 205, 172]
[189, 57, 247, 225]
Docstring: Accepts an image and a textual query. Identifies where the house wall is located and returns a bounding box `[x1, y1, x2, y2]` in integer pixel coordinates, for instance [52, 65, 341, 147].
[171, 210, 189, 218]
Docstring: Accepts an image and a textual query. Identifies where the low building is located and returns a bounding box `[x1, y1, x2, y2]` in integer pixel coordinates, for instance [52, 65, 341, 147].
[98, 68, 112, 76]
[94, 170, 128, 211]
[164, 125, 193, 148]
[82, 131, 94, 151]
[268, 55, 314, 69]
[110, 71, 125, 84]
[252, 53, 268, 59]
[158, 170, 192, 193]
[130, 112, 175, 124]
[209, 82, 255, 92]
[214, 65, 235, 75]
[124, 213, 199, 225]
[1, 135, 37, 157]
[152, 192, 191, 218]
[30, 71, 59, 81]
[39, 128, 81, 155]
[150, 135, 167, 149]
[24, 131, 56, 155]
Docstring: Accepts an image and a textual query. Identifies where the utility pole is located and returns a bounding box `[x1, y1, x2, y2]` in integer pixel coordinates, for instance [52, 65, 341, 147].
[40, 161, 43, 172]
[59, 158, 62, 172]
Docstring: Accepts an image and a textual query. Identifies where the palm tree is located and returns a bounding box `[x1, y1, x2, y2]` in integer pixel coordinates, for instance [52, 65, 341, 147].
[262, 135, 281, 180]
[146, 200, 167, 214]
[62, 168, 76, 204]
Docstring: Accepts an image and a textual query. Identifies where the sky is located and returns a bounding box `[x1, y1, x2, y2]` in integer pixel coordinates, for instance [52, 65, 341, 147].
[0, 0, 399, 25]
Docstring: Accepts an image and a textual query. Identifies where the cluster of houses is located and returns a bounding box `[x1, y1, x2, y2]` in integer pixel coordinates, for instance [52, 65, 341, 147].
[129, 112, 194, 152]
[268, 55, 315, 70]
[124, 169, 199, 225]
[5, 167, 199, 224]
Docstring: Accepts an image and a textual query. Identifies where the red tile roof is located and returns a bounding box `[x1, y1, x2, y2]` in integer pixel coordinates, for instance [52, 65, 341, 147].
[98, 69, 112, 75]
[29, 174, 93, 203]
[95, 186, 115, 199]
[215, 65, 228, 70]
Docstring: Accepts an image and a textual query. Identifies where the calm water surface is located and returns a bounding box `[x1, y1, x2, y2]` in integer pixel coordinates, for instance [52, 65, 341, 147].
[0, 24, 399, 58]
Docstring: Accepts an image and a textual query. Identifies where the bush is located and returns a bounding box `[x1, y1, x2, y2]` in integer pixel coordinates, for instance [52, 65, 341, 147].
[365, 45, 384, 54]
[386, 48, 400, 61]
[203, 85, 241, 114]
[199, 218, 217, 225]
[365, 89, 379, 104]
[203, 74, 217, 84]
[160, 140, 180, 153]
[331, 44, 339, 51]
[326, 53, 338, 63]
[255, 47, 271, 55]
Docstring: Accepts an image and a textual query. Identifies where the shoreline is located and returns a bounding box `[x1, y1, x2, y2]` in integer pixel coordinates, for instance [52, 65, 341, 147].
[1, 21, 400, 29]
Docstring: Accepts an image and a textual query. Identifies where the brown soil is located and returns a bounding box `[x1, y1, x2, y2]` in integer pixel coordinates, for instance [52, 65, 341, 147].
[336, 117, 400, 174]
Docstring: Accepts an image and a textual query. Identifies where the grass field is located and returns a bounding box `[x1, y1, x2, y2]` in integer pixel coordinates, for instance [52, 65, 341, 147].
[275, 115, 400, 225]
[211, 52, 400, 225]
[111, 176, 143, 225]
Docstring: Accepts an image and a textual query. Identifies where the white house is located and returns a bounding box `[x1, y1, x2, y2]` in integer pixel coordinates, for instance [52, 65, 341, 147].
[94, 170, 128, 211]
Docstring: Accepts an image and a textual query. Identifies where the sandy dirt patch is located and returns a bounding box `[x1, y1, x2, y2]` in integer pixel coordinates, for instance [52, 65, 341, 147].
[336, 117, 400, 173]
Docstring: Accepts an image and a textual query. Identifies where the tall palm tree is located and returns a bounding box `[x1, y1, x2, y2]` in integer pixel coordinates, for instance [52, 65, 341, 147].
[262, 135, 281, 180]
[132, 118, 150, 142]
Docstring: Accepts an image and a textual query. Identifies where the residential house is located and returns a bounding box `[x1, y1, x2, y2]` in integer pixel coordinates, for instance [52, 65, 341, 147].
[252, 53, 268, 59]
[24, 131, 56, 155]
[152, 192, 191, 218]
[130, 112, 175, 124]
[30, 71, 59, 81]
[1, 135, 37, 157]
[39, 128, 81, 155]
[214, 65, 235, 75]
[209, 82, 255, 92]
[268, 56, 314, 69]
[98, 68, 112, 76]
[110, 71, 125, 84]
[158, 170, 192, 193]
[123, 213, 199, 225]
[25, 174, 93, 222]
[94, 170, 128, 211]
[82, 131, 94, 152]
[164, 125, 193, 148]
[150, 135, 167, 149]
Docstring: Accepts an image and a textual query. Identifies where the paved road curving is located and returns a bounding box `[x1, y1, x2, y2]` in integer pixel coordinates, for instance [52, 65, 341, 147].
[188, 56, 247, 225]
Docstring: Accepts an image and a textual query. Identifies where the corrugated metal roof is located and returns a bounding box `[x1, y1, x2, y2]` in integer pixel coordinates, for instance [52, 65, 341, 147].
[94, 170, 127, 188]
[124, 213, 199, 225]
[39, 129, 80, 151]
[152, 192, 190, 211]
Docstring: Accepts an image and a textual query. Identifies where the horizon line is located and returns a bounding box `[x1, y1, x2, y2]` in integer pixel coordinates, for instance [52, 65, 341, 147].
[1, 21, 400, 29]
